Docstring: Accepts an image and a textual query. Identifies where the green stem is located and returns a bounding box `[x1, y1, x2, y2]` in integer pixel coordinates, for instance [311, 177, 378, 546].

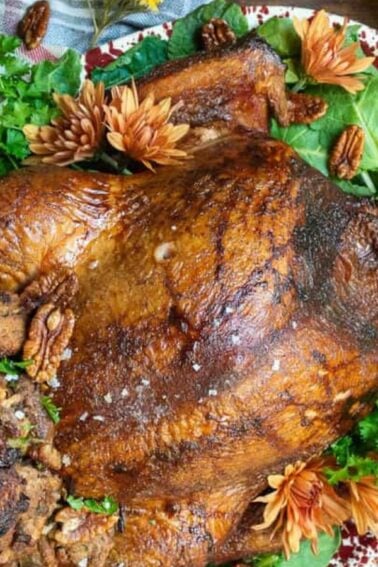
[99, 152, 120, 171]
[5, 153, 19, 169]
[291, 77, 308, 93]
[360, 171, 376, 192]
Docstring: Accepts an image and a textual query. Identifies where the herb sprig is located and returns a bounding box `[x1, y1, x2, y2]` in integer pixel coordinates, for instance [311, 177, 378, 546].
[0, 357, 32, 375]
[41, 396, 61, 424]
[67, 495, 119, 515]
[0, 35, 81, 176]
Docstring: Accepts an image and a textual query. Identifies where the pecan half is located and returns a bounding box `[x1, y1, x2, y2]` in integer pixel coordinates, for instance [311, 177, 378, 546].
[329, 125, 365, 179]
[287, 92, 328, 124]
[53, 508, 118, 545]
[23, 303, 75, 383]
[18, 1, 50, 50]
[201, 18, 236, 51]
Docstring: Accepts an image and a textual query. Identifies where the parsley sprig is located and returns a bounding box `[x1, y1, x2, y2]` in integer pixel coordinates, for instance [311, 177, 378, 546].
[41, 396, 61, 424]
[67, 495, 119, 515]
[325, 401, 378, 484]
[0, 357, 32, 375]
[0, 35, 81, 176]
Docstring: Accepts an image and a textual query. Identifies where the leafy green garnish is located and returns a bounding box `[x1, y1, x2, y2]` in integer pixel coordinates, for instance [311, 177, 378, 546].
[271, 76, 378, 196]
[213, 529, 340, 567]
[167, 0, 248, 60]
[67, 495, 119, 515]
[0, 34, 81, 176]
[41, 396, 61, 424]
[256, 17, 300, 59]
[0, 357, 32, 375]
[325, 402, 378, 484]
[91, 36, 169, 88]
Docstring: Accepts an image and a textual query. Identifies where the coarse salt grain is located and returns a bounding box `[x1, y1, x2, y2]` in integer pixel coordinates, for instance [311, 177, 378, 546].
[121, 388, 129, 397]
[5, 374, 18, 382]
[62, 454, 71, 467]
[48, 375, 61, 389]
[208, 389, 217, 396]
[79, 412, 89, 421]
[225, 306, 234, 314]
[141, 378, 150, 387]
[78, 559, 88, 567]
[14, 410, 25, 420]
[272, 359, 280, 371]
[93, 415, 105, 422]
[231, 334, 240, 345]
[192, 363, 201, 372]
[61, 348, 72, 361]
[104, 392, 112, 404]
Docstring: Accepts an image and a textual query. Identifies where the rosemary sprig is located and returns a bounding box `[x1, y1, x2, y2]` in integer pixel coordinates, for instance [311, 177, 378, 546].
[87, 0, 159, 47]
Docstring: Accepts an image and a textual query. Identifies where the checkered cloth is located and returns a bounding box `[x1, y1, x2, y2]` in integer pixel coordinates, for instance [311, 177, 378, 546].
[0, 0, 209, 56]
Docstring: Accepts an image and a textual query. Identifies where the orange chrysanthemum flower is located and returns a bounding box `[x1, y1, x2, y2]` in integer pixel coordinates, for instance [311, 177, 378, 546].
[253, 458, 350, 558]
[346, 477, 378, 536]
[23, 80, 106, 166]
[104, 81, 190, 171]
[293, 10, 375, 93]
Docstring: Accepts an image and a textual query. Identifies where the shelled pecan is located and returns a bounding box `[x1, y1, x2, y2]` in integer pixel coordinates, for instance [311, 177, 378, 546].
[329, 125, 365, 179]
[18, 1, 50, 50]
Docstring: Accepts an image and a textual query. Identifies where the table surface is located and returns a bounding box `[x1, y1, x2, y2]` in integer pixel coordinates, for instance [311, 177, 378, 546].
[245, 0, 378, 29]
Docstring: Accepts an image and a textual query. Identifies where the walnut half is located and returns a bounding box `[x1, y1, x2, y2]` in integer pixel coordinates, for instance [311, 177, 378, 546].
[329, 125, 365, 180]
[201, 18, 236, 51]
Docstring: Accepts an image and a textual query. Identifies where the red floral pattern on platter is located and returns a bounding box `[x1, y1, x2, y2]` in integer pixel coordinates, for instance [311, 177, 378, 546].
[83, 8, 378, 565]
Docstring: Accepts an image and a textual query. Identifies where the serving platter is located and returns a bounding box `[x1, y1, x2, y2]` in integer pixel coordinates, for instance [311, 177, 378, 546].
[83, 5, 378, 73]
[82, 6, 377, 567]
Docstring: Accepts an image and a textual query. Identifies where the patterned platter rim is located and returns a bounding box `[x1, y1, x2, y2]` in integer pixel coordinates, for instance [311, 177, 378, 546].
[83, 5, 378, 73]
[83, 6, 378, 566]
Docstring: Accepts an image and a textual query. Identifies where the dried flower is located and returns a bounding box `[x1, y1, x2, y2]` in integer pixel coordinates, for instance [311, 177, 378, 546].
[104, 81, 190, 171]
[346, 477, 378, 536]
[23, 80, 105, 166]
[293, 10, 374, 93]
[253, 458, 350, 558]
[87, 0, 162, 47]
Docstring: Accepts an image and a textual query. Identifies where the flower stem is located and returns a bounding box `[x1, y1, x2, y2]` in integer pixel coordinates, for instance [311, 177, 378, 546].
[99, 152, 120, 171]
[291, 77, 308, 93]
[360, 171, 376, 192]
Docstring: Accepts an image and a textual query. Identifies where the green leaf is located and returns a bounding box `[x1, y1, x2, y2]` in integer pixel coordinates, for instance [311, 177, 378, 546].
[271, 118, 329, 175]
[358, 406, 378, 451]
[167, 0, 248, 60]
[242, 530, 341, 567]
[0, 34, 22, 56]
[67, 495, 85, 511]
[30, 48, 82, 96]
[307, 78, 378, 172]
[41, 396, 61, 424]
[283, 58, 301, 84]
[0, 357, 32, 375]
[92, 36, 169, 88]
[337, 178, 376, 198]
[257, 17, 301, 58]
[67, 495, 119, 515]
[271, 76, 378, 196]
[276, 530, 341, 566]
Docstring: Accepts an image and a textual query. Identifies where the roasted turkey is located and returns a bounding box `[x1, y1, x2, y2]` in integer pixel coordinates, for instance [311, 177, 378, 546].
[0, 32, 377, 567]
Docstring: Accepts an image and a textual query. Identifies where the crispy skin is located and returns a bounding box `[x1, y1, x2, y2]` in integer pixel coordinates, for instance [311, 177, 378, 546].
[137, 33, 290, 130]
[0, 135, 377, 565]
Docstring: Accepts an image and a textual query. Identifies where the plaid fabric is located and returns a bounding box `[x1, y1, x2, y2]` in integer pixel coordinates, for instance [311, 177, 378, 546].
[0, 0, 209, 55]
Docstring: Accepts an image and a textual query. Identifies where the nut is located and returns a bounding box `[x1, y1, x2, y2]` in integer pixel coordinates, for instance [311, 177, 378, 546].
[201, 18, 236, 51]
[287, 92, 328, 124]
[329, 125, 365, 179]
[18, 1, 50, 50]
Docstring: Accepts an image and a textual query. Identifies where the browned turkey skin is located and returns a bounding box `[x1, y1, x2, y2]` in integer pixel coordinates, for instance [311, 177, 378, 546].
[0, 33, 377, 567]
